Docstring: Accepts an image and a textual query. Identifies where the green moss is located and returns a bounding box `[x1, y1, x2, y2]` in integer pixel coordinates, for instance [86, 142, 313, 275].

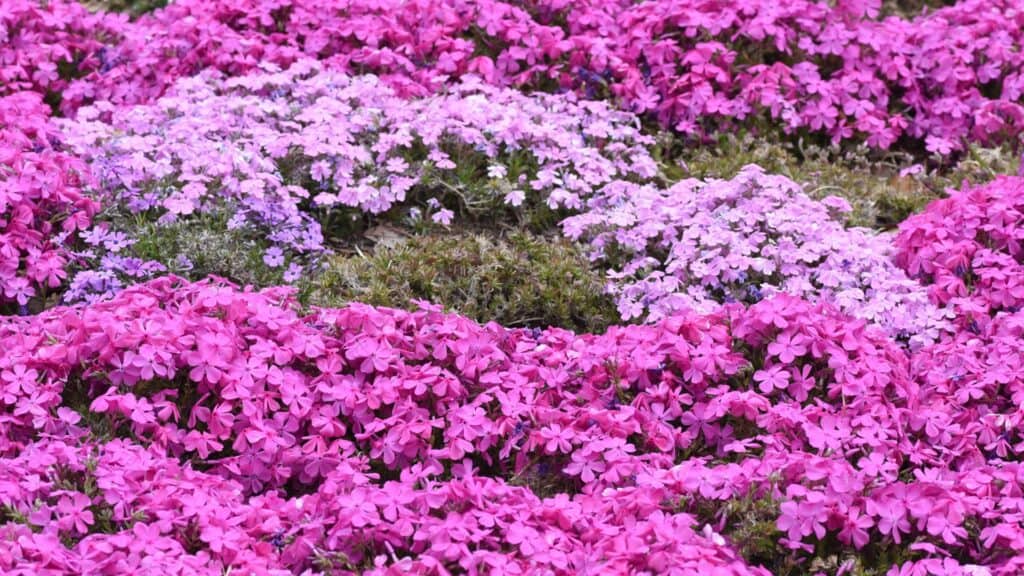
[307, 231, 618, 333]
[83, 0, 168, 16]
[656, 132, 1020, 229]
[126, 212, 287, 289]
[881, 0, 956, 17]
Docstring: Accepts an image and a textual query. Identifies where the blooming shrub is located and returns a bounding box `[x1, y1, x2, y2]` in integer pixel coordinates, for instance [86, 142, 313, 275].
[541, 0, 1024, 153]
[0, 0, 125, 103]
[0, 437, 291, 574]
[52, 0, 1024, 153]
[58, 61, 655, 300]
[896, 176, 1024, 318]
[562, 165, 951, 345]
[911, 308, 1024, 465]
[0, 438, 764, 576]
[0, 92, 98, 312]
[58, 0, 568, 112]
[2, 277, 1023, 574]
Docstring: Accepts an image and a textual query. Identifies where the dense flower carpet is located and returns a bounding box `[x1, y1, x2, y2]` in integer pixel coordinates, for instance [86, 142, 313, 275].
[2, 0, 1024, 574]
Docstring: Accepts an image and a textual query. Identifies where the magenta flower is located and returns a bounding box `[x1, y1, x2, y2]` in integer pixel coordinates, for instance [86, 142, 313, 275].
[56, 493, 95, 535]
[753, 365, 790, 395]
[2, 365, 38, 397]
[539, 423, 574, 454]
[768, 333, 808, 363]
[564, 448, 607, 483]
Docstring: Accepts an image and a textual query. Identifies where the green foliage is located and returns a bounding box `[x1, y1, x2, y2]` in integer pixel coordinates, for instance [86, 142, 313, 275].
[127, 212, 287, 289]
[84, 0, 168, 16]
[881, 0, 956, 17]
[655, 132, 1020, 229]
[307, 231, 618, 333]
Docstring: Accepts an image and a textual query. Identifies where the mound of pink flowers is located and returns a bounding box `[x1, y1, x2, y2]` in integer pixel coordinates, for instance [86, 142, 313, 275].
[1, 275, 1023, 574]
[0, 92, 97, 311]
[52, 0, 566, 111]
[11, 0, 1024, 153]
[896, 176, 1024, 318]
[0, 0, 125, 101]
[547, 0, 1024, 153]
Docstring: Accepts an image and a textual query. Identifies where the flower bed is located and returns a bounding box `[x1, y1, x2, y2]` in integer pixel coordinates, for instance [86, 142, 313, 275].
[5, 1, 1024, 574]
[59, 62, 654, 301]
[44, 0, 1024, 153]
[1, 277, 1022, 573]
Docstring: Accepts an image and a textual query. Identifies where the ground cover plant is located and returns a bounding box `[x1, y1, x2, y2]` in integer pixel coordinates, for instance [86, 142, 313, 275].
[57, 61, 656, 302]
[309, 231, 618, 333]
[0, 91, 97, 313]
[4, 0, 1024, 574]
[660, 132, 1021, 229]
[12, 0, 1024, 154]
[561, 165, 952, 346]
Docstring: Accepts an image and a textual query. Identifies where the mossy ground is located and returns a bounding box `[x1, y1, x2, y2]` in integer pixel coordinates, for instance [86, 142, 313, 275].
[307, 231, 618, 333]
[84, 0, 166, 15]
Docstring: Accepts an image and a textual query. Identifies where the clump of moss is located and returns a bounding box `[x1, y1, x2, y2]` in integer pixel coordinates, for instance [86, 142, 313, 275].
[84, 0, 168, 16]
[307, 232, 619, 333]
[127, 212, 287, 289]
[881, 0, 956, 17]
[656, 132, 1019, 229]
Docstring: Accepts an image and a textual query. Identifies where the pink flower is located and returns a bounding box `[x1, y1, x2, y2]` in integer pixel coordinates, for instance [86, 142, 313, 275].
[564, 448, 606, 483]
[2, 364, 38, 397]
[539, 423, 574, 454]
[56, 493, 95, 535]
[768, 332, 808, 363]
[753, 365, 790, 394]
[838, 507, 874, 549]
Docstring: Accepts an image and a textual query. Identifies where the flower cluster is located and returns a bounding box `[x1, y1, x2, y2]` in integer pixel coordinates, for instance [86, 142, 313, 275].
[896, 176, 1024, 319]
[0, 92, 98, 311]
[60, 63, 957, 347]
[1, 437, 763, 576]
[543, 0, 1024, 153]
[0, 0, 125, 101]
[59, 61, 654, 298]
[562, 165, 951, 345]
[48, 0, 1024, 153]
[1, 277, 1022, 574]
[57, 0, 568, 112]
